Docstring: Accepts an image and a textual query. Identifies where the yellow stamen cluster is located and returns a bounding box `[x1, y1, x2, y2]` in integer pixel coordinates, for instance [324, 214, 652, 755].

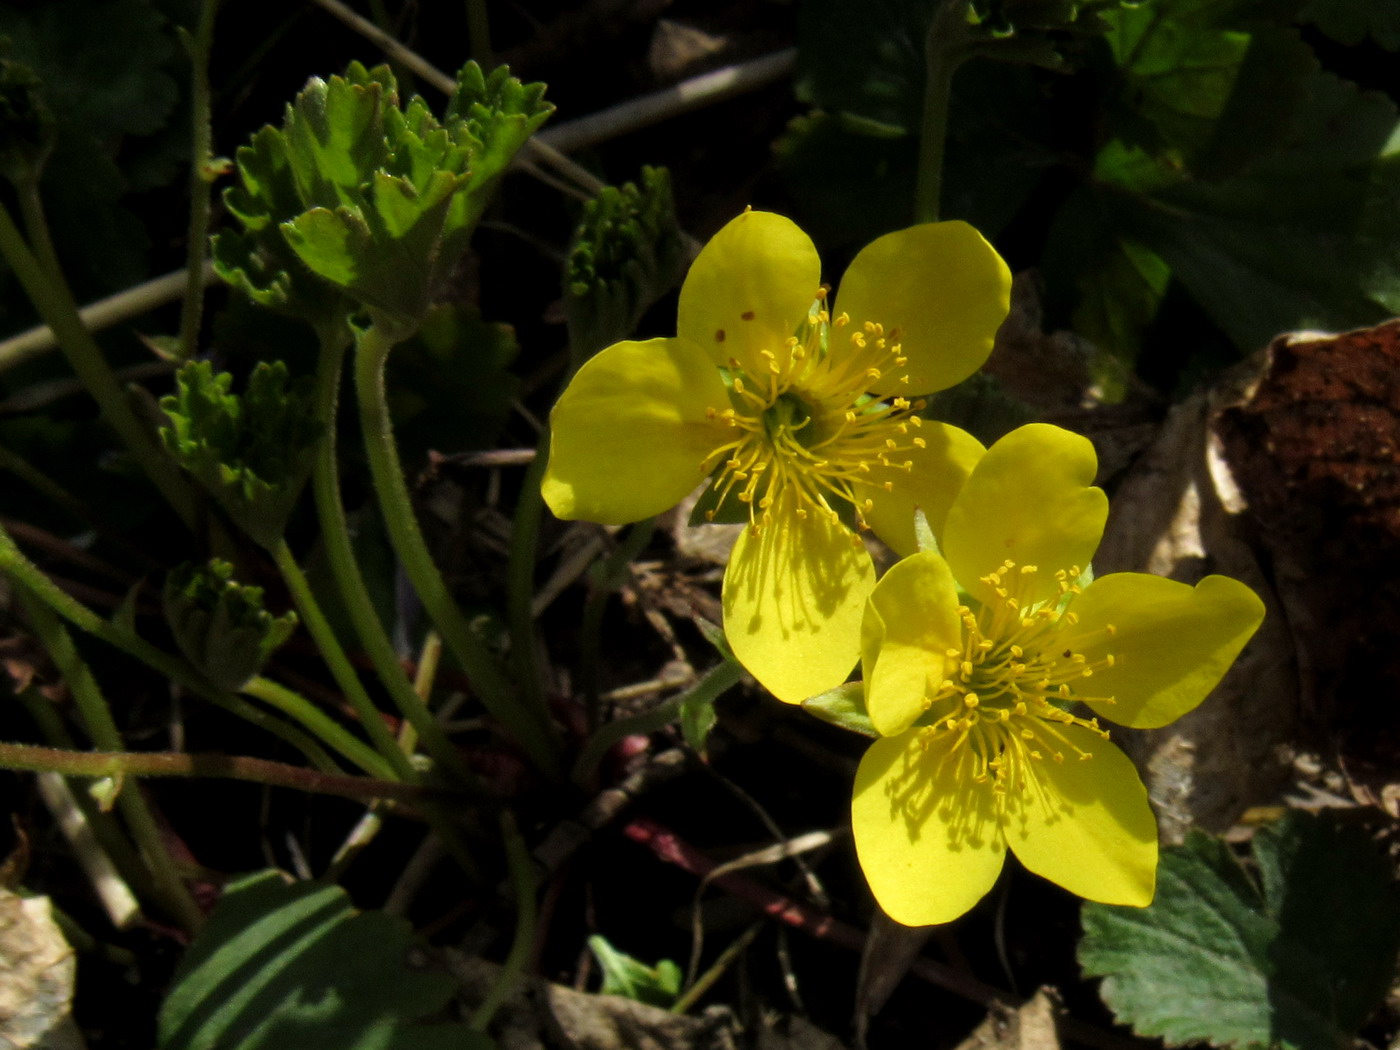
[700, 291, 927, 540]
[916, 560, 1119, 811]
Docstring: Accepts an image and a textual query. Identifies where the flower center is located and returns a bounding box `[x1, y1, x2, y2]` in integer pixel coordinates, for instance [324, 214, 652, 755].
[699, 290, 928, 538]
[915, 560, 1120, 808]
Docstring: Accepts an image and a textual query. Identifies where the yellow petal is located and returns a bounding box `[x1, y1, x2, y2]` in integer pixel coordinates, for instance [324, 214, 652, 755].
[543, 338, 729, 524]
[833, 220, 1011, 397]
[852, 730, 1008, 926]
[861, 552, 961, 737]
[942, 424, 1107, 609]
[1063, 573, 1265, 729]
[677, 210, 821, 376]
[1004, 725, 1158, 907]
[722, 490, 873, 702]
[857, 421, 985, 558]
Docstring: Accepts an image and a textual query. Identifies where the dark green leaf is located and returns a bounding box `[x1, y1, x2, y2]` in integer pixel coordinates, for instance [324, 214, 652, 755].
[1080, 812, 1400, 1050]
[387, 302, 521, 463]
[158, 870, 493, 1050]
[1298, 0, 1400, 49]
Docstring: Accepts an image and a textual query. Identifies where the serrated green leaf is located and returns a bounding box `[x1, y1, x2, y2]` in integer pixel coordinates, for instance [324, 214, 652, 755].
[586, 935, 683, 1008]
[800, 681, 877, 737]
[159, 361, 322, 547]
[164, 560, 297, 691]
[1049, 1, 1400, 360]
[1079, 812, 1400, 1050]
[158, 870, 493, 1050]
[218, 60, 550, 332]
[565, 167, 686, 364]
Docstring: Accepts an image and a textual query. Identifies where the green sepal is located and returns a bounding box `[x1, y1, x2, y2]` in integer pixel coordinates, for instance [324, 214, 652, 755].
[159, 360, 322, 548]
[679, 690, 718, 755]
[565, 166, 686, 365]
[801, 680, 877, 737]
[586, 934, 683, 1008]
[163, 560, 297, 691]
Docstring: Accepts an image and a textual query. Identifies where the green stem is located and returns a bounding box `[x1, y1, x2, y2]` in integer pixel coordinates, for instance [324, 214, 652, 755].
[0, 740, 451, 805]
[572, 659, 743, 785]
[308, 337, 477, 786]
[470, 811, 536, 1031]
[241, 677, 396, 780]
[465, 0, 494, 68]
[0, 201, 199, 530]
[0, 523, 339, 770]
[21, 693, 160, 910]
[177, 0, 223, 359]
[269, 539, 415, 781]
[913, 1, 972, 225]
[13, 586, 205, 932]
[505, 429, 550, 724]
[353, 319, 562, 777]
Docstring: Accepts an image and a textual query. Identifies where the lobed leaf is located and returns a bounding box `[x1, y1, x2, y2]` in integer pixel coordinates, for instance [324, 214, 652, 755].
[1080, 812, 1400, 1050]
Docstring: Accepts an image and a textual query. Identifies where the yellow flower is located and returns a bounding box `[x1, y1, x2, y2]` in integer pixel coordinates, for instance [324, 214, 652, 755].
[542, 210, 1011, 701]
[852, 423, 1265, 926]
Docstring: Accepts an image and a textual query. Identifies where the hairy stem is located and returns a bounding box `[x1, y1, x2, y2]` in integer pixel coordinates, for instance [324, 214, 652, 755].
[308, 336, 477, 785]
[177, 0, 223, 359]
[13, 587, 204, 932]
[353, 319, 562, 776]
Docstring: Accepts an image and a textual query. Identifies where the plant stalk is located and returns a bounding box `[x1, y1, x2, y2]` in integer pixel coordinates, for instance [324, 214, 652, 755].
[177, 0, 223, 359]
[308, 336, 477, 785]
[353, 319, 562, 777]
[0, 201, 199, 529]
[13, 586, 205, 932]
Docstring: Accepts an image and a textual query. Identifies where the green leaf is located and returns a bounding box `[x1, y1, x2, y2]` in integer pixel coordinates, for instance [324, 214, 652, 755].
[387, 302, 521, 463]
[801, 681, 877, 738]
[565, 167, 686, 364]
[1051, 1, 1400, 359]
[586, 935, 683, 1008]
[164, 560, 297, 691]
[1079, 812, 1400, 1050]
[218, 60, 551, 331]
[159, 361, 322, 548]
[158, 870, 493, 1050]
[0, 0, 182, 309]
[1298, 0, 1400, 49]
